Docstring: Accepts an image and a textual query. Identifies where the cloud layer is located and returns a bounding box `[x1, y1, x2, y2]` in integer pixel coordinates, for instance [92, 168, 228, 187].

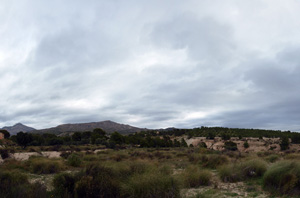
[1, 0, 300, 131]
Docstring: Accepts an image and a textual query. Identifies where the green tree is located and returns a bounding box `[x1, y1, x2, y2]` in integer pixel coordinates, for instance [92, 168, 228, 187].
[110, 132, 125, 145]
[243, 141, 249, 149]
[72, 132, 82, 142]
[0, 130, 10, 139]
[280, 136, 289, 151]
[16, 132, 33, 148]
[180, 138, 188, 147]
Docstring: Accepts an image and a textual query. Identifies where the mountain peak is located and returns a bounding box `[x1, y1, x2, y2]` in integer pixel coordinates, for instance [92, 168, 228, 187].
[1, 123, 36, 135]
[33, 120, 147, 135]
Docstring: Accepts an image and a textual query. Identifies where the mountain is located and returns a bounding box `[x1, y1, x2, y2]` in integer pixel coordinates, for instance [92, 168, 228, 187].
[1, 123, 36, 135]
[32, 120, 147, 135]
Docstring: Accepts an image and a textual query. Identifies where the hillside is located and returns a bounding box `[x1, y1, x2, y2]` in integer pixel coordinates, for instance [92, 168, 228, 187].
[1, 123, 36, 135]
[32, 120, 147, 135]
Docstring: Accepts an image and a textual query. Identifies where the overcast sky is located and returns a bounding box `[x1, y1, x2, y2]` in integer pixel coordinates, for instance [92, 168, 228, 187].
[1, 0, 300, 131]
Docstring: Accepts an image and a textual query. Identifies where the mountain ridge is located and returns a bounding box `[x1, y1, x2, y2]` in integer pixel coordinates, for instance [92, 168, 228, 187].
[1, 123, 36, 135]
[31, 120, 148, 135]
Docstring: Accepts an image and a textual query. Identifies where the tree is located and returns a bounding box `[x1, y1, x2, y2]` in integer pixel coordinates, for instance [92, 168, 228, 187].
[280, 136, 289, 151]
[72, 132, 82, 142]
[93, 128, 106, 136]
[110, 132, 125, 145]
[243, 141, 249, 149]
[0, 130, 10, 139]
[16, 132, 33, 148]
[224, 141, 238, 151]
[180, 138, 188, 147]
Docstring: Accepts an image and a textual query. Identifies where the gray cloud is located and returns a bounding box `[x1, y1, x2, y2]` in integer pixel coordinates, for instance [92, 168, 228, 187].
[1, 0, 300, 131]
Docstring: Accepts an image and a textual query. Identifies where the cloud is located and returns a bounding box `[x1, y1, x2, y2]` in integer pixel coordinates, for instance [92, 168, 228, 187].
[1, 0, 300, 131]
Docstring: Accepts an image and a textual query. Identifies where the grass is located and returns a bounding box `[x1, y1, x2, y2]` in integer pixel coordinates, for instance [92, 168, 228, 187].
[219, 159, 267, 182]
[121, 168, 180, 198]
[263, 160, 300, 195]
[26, 156, 65, 174]
[182, 165, 212, 188]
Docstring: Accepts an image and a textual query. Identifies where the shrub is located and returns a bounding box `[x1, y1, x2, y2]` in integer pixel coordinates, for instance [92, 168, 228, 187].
[0, 149, 9, 159]
[219, 164, 243, 182]
[60, 151, 71, 159]
[224, 141, 238, 151]
[198, 142, 207, 148]
[67, 153, 82, 167]
[0, 170, 47, 198]
[240, 159, 267, 178]
[200, 154, 228, 169]
[243, 141, 249, 149]
[121, 170, 180, 198]
[280, 136, 290, 151]
[182, 166, 212, 187]
[219, 159, 267, 182]
[265, 154, 280, 163]
[28, 157, 64, 174]
[75, 164, 120, 198]
[263, 160, 300, 195]
[52, 173, 76, 198]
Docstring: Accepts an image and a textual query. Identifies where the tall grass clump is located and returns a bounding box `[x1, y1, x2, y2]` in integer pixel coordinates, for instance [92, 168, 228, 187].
[219, 159, 267, 182]
[200, 154, 228, 169]
[52, 173, 76, 198]
[121, 169, 180, 198]
[182, 165, 212, 187]
[0, 170, 47, 198]
[27, 156, 64, 174]
[67, 153, 82, 167]
[263, 160, 300, 195]
[75, 163, 121, 198]
[265, 154, 280, 163]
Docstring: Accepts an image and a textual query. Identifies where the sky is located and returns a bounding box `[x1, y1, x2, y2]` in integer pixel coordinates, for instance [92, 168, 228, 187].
[1, 0, 300, 131]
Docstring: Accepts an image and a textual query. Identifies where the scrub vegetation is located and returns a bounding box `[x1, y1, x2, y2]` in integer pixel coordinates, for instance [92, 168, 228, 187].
[1, 127, 300, 197]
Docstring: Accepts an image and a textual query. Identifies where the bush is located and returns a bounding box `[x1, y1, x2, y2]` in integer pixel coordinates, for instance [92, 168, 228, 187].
[240, 159, 267, 178]
[28, 157, 64, 174]
[75, 163, 121, 198]
[243, 141, 249, 149]
[263, 160, 300, 195]
[265, 154, 280, 163]
[67, 153, 82, 167]
[182, 166, 212, 187]
[52, 173, 76, 198]
[224, 141, 238, 151]
[121, 170, 180, 198]
[0, 170, 47, 198]
[0, 149, 9, 159]
[219, 164, 243, 182]
[200, 154, 228, 169]
[198, 142, 207, 148]
[219, 159, 267, 182]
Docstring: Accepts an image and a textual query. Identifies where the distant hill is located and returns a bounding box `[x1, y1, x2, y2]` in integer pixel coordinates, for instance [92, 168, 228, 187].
[1, 123, 36, 135]
[32, 120, 147, 135]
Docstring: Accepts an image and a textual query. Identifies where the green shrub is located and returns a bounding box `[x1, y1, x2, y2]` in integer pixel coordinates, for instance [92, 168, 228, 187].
[243, 141, 249, 149]
[75, 163, 120, 198]
[28, 157, 64, 174]
[224, 141, 238, 151]
[219, 159, 267, 182]
[67, 153, 82, 167]
[0, 170, 47, 198]
[121, 170, 180, 198]
[200, 154, 228, 169]
[265, 154, 280, 163]
[240, 159, 267, 178]
[182, 166, 212, 187]
[263, 160, 300, 195]
[52, 173, 76, 198]
[0, 149, 9, 159]
[219, 164, 243, 182]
